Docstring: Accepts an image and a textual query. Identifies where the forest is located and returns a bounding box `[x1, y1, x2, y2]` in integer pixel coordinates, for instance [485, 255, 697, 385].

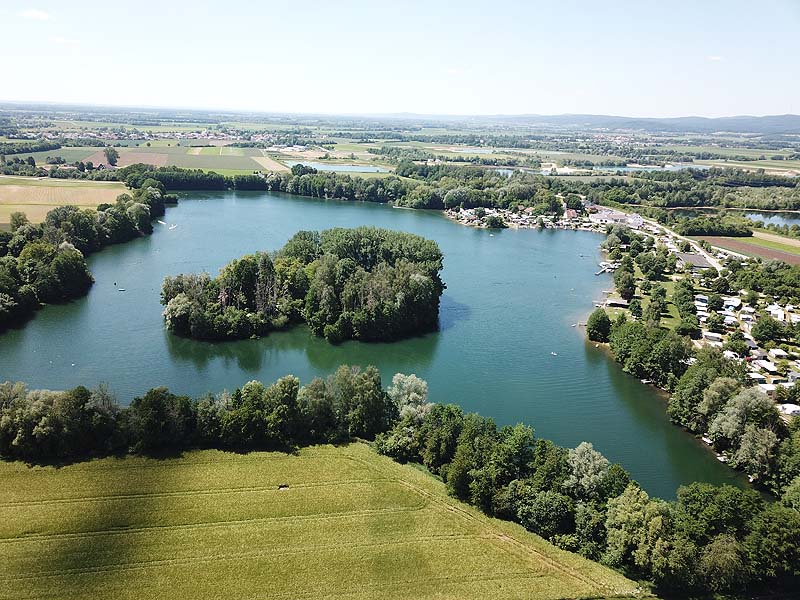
[161, 227, 445, 343]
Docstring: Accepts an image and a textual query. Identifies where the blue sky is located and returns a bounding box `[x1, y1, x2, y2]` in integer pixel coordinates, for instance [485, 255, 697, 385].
[2, 0, 798, 117]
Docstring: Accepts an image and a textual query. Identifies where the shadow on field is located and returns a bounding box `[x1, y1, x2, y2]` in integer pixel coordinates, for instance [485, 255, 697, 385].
[14, 456, 180, 599]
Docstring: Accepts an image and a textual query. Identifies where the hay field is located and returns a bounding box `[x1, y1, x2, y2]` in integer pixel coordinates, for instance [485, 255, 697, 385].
[0, 176, 126, 226]
[0, 444, 639, 600]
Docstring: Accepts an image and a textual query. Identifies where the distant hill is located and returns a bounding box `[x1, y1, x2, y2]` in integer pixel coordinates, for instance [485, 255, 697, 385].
[491, 113, 800, 134]
[3, 101, 799, 135]
[366, 112, 800, 135]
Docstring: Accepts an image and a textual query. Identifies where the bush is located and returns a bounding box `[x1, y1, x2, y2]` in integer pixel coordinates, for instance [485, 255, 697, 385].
[586, 308, 612, 342]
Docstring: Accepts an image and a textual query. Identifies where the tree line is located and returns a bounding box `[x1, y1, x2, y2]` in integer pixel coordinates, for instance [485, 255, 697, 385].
[3, 369, 798, 596]
[161, 227, 445, 343]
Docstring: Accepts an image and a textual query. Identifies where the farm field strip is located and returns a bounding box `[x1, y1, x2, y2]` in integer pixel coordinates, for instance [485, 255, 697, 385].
[696, 235, 800, 264]
[253, 153, 290, 171]
[0, 444, 638, 600]
[753, 229, 800, 248]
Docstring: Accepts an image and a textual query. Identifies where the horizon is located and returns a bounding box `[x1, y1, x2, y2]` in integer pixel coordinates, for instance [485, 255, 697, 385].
[1, 99, 798, 121]
[2, 0, 798, 117]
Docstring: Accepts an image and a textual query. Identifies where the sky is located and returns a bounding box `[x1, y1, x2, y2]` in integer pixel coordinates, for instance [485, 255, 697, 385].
[1, 0, 799, 118]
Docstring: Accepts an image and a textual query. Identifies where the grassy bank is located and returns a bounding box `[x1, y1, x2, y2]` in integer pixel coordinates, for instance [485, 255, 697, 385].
[0, 443, 640, 600]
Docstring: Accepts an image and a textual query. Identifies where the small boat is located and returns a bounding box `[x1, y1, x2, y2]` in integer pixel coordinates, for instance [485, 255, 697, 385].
[701, 436, 713, 445]
[550, 352, 558, 356]
[118, 288, 126, 292]
[489, 233, 494, 237]
[571, 323, 577, 327]
[169, 224, 178, 230]
[640, 379, 652, 385]
[716, 454, 728, 463]
[158, 220, 167, 225]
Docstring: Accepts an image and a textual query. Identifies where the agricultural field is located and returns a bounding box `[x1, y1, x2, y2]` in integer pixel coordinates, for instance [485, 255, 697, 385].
[696, 158, 800, 175]
[696, 232, 800, 265]
[0, 176, 126, 227]
[659, 144, 796, 160]
[11, 147, 102, 165]
[0, 444, 639, 600]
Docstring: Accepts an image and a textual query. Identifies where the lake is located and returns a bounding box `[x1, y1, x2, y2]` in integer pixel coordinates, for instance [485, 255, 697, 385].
[284, 161, 390, 173]
[741, 211, 800, 227]
[0, 191, 744, 498]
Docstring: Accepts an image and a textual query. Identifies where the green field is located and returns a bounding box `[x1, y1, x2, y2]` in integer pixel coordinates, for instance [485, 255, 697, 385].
[0, 444, 638, 600]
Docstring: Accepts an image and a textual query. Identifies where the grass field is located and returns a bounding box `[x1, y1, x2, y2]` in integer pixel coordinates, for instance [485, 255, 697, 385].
[0, 176, 126, 226]
[0, 444, 639, 600]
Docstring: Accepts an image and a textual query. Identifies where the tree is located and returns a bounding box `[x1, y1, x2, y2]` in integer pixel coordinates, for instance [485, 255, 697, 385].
[128, 387, 195, 452]
[673, 483, 762, 546]
[586, 308, 612, 342]
[563, 441, 610, 501]
[697, 377, 739, 423]
[731, 425, 778, 479]
[628, 298, 642, 319]
[675, 314, 701, 339]
[707, 293, 723, 311]
[723, 331, 749, 357]
[752, 314, 786, 343]
[744, 504, 800, 581]
[103, 146, 120, 166]
[516, 490, 575, 540]
[706, 313, 725, 333]
[603, 483, 672, 577]
[614, 271, 636, 301]
[9, 212, 28, 232]
[745, 289, 760, 307]
[484, 215, 507, 229]
[387, 373, 431, 421]
[699, 534, 747, 592]
[782, 475, 800, 510]
[708, 388, 779, 451]
[643, 298, 663, 327]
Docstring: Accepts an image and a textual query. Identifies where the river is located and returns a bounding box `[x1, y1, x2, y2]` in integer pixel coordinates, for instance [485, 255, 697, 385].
[0, 191, 745, 498]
